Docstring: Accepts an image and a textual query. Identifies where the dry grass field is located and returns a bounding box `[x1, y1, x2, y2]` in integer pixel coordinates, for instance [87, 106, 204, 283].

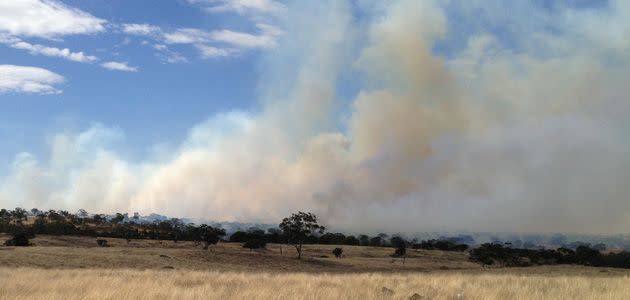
[1, 268, 630, 300]
[0, 234, 479, 272]
[1, 234, 629, 299]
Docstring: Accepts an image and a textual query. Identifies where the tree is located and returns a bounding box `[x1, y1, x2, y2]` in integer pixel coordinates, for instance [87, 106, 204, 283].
[11, 208, 27, 225]
[77, 209, 89, 218]
[319, 232, 346, 245]
[344, 235, 359, 246]
[359, 235, 370, 246]
[393, 246, 407, 258]
[92, 214, 104, 224]
[390, 236, 406, 248]
[391, 236, 407, 260]
[112, 213, 125, 224]
[196, 225, 226, 250]
[229, 231, 250, 243]
[0, 209, 11, 225]
[30, 208, 40, 216]
[279, 212, 325, 259]
[243, 239, 267, 251]
[370, 236, 382, 247]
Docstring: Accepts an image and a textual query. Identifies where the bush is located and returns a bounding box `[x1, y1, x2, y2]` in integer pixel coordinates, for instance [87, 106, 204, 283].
[393, 246, 406, 257]
[4, 232, 31, 246]
[332, 247, 343, 258]
[229, 231, 250, 243]
[595, 251, 630, 269]
[243, 239, 267, 250]
[96, 239, 108, 247]
[469, 243, 630, 269]
[319, 233, 346, 245]
[412, 239, 469, 252]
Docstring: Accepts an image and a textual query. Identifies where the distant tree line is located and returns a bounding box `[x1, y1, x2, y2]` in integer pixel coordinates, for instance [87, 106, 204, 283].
[470, 242, 630, 269]
[3, 207, 629, 269]
[1, 207, 225, 249]
[411, 239, 469, 252]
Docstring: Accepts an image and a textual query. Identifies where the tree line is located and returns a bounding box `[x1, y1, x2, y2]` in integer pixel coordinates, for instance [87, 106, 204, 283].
[470, 242, 630, 269]
[1, 207, 226, 249]
[0, 208, 441, 246]
[1, 208, 468, 258]
[2, 207, 629, 268]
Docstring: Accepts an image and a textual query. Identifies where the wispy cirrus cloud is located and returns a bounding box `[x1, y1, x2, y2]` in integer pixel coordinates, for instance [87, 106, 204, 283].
[196, 45, 238, 58]
[163, 28, 211, 44]
[153, 44, 188, 63]
[162, 23, 282, 58]
[199, 0, 286, 14]
[100, 61, 138, 72]
[121, 23, 161, 37]
[164, 23, 281, 49]
[0, 0, 106, 39]
[211, 23, 282, 48]
[118, 3, 283, 61]
[0, 64, 64, 94]
[6, 40, 98, 63]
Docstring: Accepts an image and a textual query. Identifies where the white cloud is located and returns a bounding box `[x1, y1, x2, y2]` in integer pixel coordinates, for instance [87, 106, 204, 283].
[7, 40, 98, 63]
[0, 64, 64, 94]
[210, 23, 282, 48]
[163, 28, 212, 44]
[100, 61, 138, 72]
[164, 24, 281, 48]
[201, 0, 285, 14]
[0, 33, 19, 44]
[163, 23, 282, 57]
[153, 44, 189, 63]
[196, 45, 238, 58]
[163, 53, 188, 64]
[0, 0, 106, 38]
[122, 23, 161, 36]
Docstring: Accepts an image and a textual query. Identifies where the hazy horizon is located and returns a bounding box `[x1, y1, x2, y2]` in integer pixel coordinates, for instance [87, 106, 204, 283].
[1, 0, 630, 235]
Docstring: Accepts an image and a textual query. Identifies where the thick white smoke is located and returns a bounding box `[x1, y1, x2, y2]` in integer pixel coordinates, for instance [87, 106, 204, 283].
[2, 0, 630, 234]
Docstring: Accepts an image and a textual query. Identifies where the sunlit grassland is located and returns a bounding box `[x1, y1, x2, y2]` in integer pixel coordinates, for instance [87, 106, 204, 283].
[1, 268, 629, 300]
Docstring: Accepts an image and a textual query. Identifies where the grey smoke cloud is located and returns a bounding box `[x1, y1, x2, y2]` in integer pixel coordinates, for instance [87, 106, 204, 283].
[2, 0, 630, 234]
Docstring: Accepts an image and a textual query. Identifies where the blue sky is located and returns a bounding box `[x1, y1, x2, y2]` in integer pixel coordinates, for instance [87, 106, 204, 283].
[0, 0, 276, 165]
[1, 0, 629, 234]
[0, 0, 613, 163]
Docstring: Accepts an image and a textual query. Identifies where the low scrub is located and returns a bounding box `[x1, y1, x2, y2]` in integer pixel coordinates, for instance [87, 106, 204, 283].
[332, 247, 343, 258]
[412, 239, 469, 252]
[243, 239, 267, 250]
[4, 232, 32, 247]
[470, 243, 630, 269]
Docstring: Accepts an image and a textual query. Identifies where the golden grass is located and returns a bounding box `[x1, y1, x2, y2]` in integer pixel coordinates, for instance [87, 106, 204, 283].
[1, 268, 629, 300]
[2, 235, 629, 299]
[0, 234, 479, 273]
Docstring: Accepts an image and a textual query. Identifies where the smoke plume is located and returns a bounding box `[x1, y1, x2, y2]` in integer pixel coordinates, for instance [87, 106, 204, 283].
[2, 0, 630, 234]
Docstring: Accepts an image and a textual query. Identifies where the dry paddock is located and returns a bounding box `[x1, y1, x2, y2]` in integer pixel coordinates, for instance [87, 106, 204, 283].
[1, 268, 630, 300]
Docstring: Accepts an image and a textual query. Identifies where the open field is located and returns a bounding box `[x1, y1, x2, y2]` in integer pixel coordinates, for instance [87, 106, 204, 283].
[2, 234, 630, 299]
[1, 268, 630, 300]
[0, 234, 479, 273]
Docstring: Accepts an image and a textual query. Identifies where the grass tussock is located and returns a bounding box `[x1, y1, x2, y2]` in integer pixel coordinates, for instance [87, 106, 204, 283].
[1, 268, 629, 300]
